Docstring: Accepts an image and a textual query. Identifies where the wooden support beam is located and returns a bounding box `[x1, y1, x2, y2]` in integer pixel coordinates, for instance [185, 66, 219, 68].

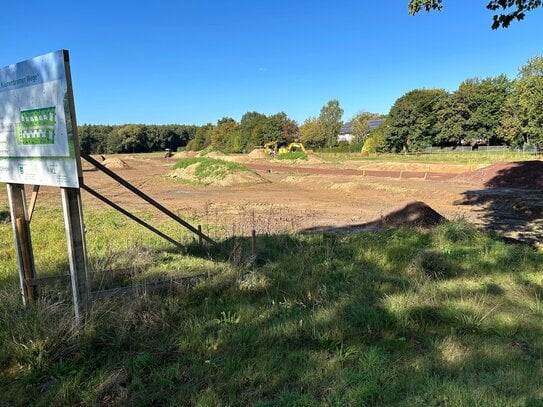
[81, 153, 218, 247]
[26, 274, 70, 287]
[81, 184, 186, 250]
[7, 184, 37, 305]
[26, 185, 40, 223]
[61, 187, 90, 324]
[15, 217, 38, 301]
[92, 275, 204, 300]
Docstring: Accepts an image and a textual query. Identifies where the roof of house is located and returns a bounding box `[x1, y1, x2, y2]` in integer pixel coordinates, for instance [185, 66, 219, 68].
[339, 122, 352, 134]
[339, 118, 385, 135]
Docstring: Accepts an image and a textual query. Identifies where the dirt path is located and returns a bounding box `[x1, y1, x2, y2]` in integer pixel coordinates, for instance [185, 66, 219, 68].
[246, 163, 456, 181]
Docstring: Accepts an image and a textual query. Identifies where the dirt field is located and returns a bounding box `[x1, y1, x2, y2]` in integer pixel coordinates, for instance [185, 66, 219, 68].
[4, 153, 543, 246]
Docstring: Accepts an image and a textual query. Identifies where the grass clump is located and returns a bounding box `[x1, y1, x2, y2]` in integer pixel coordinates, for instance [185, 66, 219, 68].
[1, 216, 543, 405]
[276, 151, 308, 160]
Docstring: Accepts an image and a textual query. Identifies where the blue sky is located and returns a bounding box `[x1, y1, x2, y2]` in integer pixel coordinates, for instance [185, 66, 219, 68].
[2, 1, 542, 125]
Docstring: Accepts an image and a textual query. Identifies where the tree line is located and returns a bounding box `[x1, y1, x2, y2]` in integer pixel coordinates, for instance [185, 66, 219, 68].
[78, 55, 543, 155]
[370, 56, 543, 153]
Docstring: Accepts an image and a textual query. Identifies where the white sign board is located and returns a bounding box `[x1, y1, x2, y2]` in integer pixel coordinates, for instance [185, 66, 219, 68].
[0, 50, 80, 188]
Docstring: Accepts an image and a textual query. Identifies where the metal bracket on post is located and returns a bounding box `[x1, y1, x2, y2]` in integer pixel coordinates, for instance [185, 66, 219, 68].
[61, 187, 90, 324]
[7, 184, 37, 305]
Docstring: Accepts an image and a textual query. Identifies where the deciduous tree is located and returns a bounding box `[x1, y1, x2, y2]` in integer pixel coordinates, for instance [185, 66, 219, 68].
[299, 117, 324, 147]
[318, 99, 343, 147]
[499, 56, 543, 148]
[408, 0, 543, 29]
[384, 89, 447, 152]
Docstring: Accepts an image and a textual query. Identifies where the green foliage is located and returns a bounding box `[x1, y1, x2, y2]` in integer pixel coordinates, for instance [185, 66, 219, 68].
[1, 216, 543, 405]
[211, 117, 240, 153]
[408, 0, 543, 29]
[299, 116, 324, 147]
[384, 88, 448, 152]
[318, 99, 344, 147]
[436, 76, 510, 146]
[350, 112, 383, 144]
[276, 151, 308, 160]
[362, 122, 387, 153]
[500, 56, 543, 148]
[187, 123, 213, 151]
[79, 124, 196, 154]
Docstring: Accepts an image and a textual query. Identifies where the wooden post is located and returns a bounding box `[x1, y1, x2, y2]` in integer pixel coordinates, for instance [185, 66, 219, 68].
[198, 225, 203, 246]
[61, 187, 90, 324]
[7, 184, 37, 305]
[15, 218, 38, 301]
[251, 229, 257, 258]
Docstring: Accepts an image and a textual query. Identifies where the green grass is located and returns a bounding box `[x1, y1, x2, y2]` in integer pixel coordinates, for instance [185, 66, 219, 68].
[276, 152, 308, 161]
[1, 210, 543, 405]
[320, 150, 541, 165]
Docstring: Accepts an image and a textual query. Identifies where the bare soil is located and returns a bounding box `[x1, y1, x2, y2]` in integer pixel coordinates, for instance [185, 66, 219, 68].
[4, 154, 542, 246]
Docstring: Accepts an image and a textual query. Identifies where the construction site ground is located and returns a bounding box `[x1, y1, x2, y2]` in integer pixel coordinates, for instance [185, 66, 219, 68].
[4, 153, 543, 247]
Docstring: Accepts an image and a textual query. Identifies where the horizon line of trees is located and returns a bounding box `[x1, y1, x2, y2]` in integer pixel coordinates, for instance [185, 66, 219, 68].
[78, 55, 543, 155]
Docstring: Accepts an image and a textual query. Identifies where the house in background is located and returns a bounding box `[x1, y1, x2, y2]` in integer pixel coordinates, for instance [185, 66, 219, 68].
[337, 118, 385, 143]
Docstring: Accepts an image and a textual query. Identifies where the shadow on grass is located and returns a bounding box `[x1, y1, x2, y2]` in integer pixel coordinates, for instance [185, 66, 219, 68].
[1, 224, 543, 405]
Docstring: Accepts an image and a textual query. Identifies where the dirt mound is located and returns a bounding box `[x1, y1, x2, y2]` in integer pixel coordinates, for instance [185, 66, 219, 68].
[206, 151, 226, 157]
[102, 158, 130, 169]
[373, 201, 446, 229]
[452, 161, 543, 189]
[173, 151, 198, 159]
[248, 149, 269, 158]
[305, 155, 324, 164]
[168, 162, 265, 187]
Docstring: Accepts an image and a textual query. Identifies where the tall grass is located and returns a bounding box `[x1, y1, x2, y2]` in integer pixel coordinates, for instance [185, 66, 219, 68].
[1, 212, 542, 405]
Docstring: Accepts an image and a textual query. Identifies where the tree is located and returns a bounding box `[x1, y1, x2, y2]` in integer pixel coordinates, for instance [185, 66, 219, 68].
[350, 112, 383, 144]
[318, 99, 343, 147]
[499, 56, 543, 148]
[279, 115, 300, 143]
[299, 117, 324, 147]
[211, 117, 240, 152]
[408, 0, 543, 28]
[435, 76, 510, 146]
[384, 89, 448, 152]
[361, 120, 387, 153]
[240, 112, 267, 149]
[187, 124, 213, 151]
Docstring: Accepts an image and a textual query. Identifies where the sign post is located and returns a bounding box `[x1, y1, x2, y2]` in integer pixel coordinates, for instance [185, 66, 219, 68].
[1, 50, 89, 322]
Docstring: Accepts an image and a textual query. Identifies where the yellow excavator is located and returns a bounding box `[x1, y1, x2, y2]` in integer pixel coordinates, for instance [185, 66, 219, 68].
[263, 141, 279, 155]
[262, 141, 306, 156]
[279, 142, 306, 154]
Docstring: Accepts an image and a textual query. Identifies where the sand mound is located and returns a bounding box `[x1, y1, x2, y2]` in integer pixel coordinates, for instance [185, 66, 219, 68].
[371, 201, 445, 229]
[168, 163, 265, 187]
[102, 158, 130, 169]
[206, 151, 226, 157]
[173, 151, 198, 159]
[217, 155, 251, 163]
[305, 155, 324, 164]
[451, 161, 543, 189]
[249, 149, 269, 159]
